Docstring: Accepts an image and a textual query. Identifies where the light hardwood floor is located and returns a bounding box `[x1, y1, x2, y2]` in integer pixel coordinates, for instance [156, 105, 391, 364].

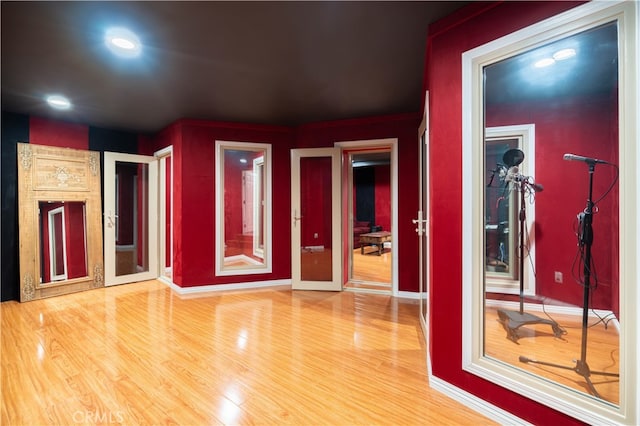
[485, 306, 619, 404]
[1, 280, 495, 425]
[347, 248, 392, 290]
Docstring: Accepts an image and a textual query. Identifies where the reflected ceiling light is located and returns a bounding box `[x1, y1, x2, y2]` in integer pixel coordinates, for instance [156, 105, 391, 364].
[105, 27, 142, 58]
[45, 94, 72, 110]
[534, 57, 555, 68]
[239, 158, 248, 164]
[553, 48, 577, 61]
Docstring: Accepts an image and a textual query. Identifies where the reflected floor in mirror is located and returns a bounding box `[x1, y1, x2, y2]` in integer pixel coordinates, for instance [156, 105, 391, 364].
[485, 306, 619, 405]
[347, 248, 392, 291]
[1, 280, 495, 425]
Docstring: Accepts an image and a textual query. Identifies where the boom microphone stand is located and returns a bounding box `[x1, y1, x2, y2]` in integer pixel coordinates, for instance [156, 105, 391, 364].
[519, 156, 619, 398]
[496, 161, 564, 343]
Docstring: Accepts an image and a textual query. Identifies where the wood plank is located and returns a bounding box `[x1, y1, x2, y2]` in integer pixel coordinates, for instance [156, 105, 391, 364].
[1, 280, 495, 425]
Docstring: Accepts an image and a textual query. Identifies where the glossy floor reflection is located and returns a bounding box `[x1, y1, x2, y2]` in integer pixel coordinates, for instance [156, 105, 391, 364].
[2, 281, 494, 425]
[485, 306, 619, 404]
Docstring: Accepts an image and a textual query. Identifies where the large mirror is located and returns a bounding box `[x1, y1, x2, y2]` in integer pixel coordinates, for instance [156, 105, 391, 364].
[462, 2, 638, 424]
[18, 143, 103, 301]
[215, 141, 272, 275]
[39, 201, 88, 283]
[114, 161, 150, 277]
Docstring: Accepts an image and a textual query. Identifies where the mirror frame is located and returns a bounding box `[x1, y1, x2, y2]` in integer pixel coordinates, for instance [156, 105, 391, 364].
[461, 2, 638, 424]
[215, 140, 272, 276]
[17, 143, 104, 301]
[484, 124, 535, 294]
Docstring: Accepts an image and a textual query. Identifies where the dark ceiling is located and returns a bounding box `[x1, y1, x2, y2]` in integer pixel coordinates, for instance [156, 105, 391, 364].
[1, 1, 468, 134]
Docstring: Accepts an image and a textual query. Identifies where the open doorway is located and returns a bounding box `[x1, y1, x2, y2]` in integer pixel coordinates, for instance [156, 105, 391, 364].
[343, 149, 393, 292]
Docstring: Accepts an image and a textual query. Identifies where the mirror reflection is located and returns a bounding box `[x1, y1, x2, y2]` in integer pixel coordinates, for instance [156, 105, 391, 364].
[348, 151, 392, 289]
[485, 137, 519, 284]
[39, 201, 88, 284]
[216, 142, 272, 275]
[115, 161, 149, 276]
[483, 22, 620, 404]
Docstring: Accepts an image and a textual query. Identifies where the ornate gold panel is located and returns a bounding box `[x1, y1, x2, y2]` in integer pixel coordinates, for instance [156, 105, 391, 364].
[17, 143, 103, 301]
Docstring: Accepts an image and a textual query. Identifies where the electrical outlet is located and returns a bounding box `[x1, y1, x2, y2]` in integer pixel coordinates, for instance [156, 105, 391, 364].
[554, 271, 563, 283]
[314, 232, 318, 239]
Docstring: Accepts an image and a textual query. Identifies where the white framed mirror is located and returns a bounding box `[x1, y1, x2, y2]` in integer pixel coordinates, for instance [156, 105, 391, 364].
[485, 124, 535, 293]
[215, 140, 272, 276]
[462, 1, 638, 424]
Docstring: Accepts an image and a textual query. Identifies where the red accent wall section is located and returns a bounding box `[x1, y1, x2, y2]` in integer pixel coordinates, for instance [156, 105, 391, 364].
[65, 202, 87, 279]
[297, 113, 420, 292]
[142, 124, 183, 284]
[147, 119, 295, 287]
[29, 116, 88, 149]
[374, 164, 391, 232]
[426, 2, 586, 425]
[486, 96, 618, 311]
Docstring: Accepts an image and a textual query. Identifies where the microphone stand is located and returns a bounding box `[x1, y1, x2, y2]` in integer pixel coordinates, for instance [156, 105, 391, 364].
[518, 161, 618, 399]
[497, 176, 564, 343]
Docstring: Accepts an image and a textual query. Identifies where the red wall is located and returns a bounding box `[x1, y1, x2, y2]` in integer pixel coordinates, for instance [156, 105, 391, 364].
[23, 111, 419, 291]
[296, 114, 420, 292]
[426, 2, 587, 424]
[29, 117, 88, 149]
[142, 115, 419, 291]
[486, 96, 618, 310]
[143, 119, 295, 287]
[116, 164, 136, 245]
[223, 150, 263, 247]
[300, 157, 333, 248]
[374, 164, 391, 232]
[65, 202, 87, 279]
[165, 156, 172, 266]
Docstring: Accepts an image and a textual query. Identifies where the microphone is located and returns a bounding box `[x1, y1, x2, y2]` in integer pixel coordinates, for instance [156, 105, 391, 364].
[530, 182, 544, 192]
[505, 166, 519, 182]
[563, 153, 608, 164]
[505, 167, 543, 192]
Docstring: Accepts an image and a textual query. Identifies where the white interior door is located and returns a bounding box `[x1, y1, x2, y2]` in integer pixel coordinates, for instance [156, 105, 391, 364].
[156, 146, 173, 281]
[417, 92, 430, 333]
[104, 152, 158, 286]
[291, 148, 342, 291]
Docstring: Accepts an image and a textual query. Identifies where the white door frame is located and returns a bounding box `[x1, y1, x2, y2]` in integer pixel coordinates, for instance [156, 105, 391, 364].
[155, 146, 173, 283]
[291, 147, 342, 291]
[104, 152, 158, 286]
[417, 92, 430, 340]
[335, 138, 399, 296]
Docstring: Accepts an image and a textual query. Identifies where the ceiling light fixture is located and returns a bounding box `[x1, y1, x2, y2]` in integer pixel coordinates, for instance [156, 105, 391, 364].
[105, 27, 142, 58]
[553, 48, 577, 61]
[45, 95, 72, 110]
[534, 57, 555, 68]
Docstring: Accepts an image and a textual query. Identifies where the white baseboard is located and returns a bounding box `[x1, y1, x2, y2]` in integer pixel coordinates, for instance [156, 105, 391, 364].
[396, 290, 422, 299]
[161, 278, 292, 295]
[223, 254, 262, 266]
[429, 374, 531, 425]
[159, 277, 424, 299]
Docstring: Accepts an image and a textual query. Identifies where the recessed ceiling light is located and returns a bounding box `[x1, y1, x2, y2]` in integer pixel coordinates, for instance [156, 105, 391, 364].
[45, 95, 72, 110]
[553, 48, 576, 61]
[534, 58, 555, 68]
[105, 27, 142, 58]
